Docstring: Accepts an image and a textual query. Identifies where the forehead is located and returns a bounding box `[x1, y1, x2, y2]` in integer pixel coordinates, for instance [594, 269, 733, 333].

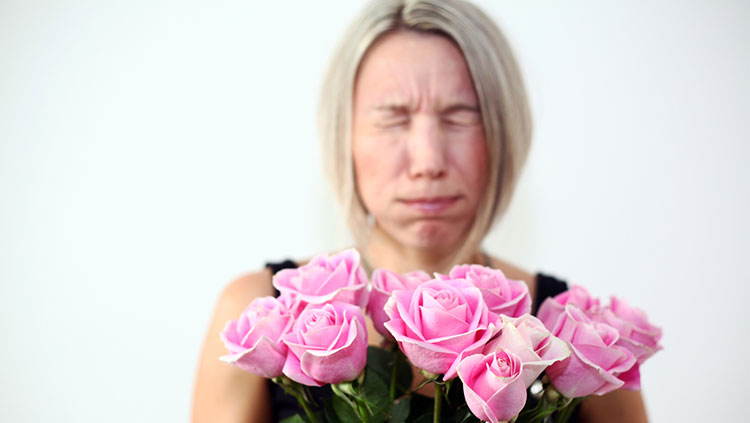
[354, 30, 478, 108]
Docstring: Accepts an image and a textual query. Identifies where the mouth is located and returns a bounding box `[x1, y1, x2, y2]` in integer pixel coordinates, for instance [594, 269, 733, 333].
[399, 195, 462, 214]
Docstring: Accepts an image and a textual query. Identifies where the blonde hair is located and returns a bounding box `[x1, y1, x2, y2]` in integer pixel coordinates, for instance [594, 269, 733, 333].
[318, 0, 532, 261]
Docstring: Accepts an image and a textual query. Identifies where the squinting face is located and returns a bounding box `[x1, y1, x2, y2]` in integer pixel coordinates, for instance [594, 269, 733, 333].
[352, 30, 488, 251]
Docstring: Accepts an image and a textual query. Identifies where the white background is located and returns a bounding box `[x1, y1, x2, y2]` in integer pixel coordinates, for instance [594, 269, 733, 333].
[2, 0, 748, 421]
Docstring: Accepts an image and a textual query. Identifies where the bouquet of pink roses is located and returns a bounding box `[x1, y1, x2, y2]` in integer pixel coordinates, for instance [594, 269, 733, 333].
[220, 249, 662, 423]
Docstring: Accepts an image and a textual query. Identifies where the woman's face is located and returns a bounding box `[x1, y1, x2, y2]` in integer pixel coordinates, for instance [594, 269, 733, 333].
[352, 30, 488, 251]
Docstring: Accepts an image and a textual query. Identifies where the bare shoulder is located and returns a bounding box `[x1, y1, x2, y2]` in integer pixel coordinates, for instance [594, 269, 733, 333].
[579, 389, 648, 422]
[217, 269, 276, 312]
[485, 255, 538, 301]
[192, 269, 276, 423]
[219, 256, 313, 310]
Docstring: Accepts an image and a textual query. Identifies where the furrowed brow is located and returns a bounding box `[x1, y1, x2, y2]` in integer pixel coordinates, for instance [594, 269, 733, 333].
[441, 103, 480, 114]
[372, 103, 411, 114]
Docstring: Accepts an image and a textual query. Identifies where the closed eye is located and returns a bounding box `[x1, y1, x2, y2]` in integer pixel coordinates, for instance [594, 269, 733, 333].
[374, 106, 411, 129]
[441, 107, 481, 127]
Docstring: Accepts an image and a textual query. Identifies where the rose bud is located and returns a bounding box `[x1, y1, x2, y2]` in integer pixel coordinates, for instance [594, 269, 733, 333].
[282, 302, 367, 386]
[592, 296, 663, 390]
[219, 296, 293, 378]
[384, 278, 497, 379]
[367, 268, 430, 340]
[543, 304, 637, 398]
[483, 314, 570, 387]
[457, 351, 527, 423]
[536, 285, 601, 332]
[442, 264, 531, 322]
[273, 249, 369, 310]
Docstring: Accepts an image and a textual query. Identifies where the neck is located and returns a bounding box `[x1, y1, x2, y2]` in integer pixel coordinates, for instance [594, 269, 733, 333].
[361, 226, 483, 276]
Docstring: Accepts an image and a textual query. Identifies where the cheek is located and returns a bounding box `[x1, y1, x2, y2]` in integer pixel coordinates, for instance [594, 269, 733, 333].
[352, 136, 399, 209]
[353, 147, 376, 195]
[451, 134, 488, 194]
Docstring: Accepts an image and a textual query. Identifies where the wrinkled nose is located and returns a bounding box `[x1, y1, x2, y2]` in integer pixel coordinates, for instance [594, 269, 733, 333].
[407, 116, 446, 179]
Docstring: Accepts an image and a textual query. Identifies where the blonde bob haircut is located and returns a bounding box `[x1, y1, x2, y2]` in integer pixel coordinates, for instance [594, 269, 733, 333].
[318, 0, 532, 262]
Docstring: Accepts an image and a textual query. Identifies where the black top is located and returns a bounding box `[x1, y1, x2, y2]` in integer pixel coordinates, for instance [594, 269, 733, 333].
[264, 260, 574, 422]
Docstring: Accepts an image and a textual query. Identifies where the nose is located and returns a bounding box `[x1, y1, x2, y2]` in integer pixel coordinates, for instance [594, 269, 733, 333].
[407, 116, 446, 179]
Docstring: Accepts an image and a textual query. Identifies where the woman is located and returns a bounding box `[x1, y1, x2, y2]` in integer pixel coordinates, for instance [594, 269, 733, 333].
[192, 0, 648, 421]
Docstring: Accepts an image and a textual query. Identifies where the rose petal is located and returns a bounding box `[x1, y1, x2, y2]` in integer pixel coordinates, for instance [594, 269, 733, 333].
[282, 350, 323, 387]
[419, 305, 470, 339]
[220, 336, 286, 378]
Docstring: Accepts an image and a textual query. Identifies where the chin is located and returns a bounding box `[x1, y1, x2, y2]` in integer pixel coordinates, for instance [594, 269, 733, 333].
[398, 220, 467, 250]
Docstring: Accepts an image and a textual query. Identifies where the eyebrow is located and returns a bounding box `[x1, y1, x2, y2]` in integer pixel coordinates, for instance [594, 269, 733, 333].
[440, 104, 480, 114]
[371, 102, 479, 114]
[372, 103, 411, 113]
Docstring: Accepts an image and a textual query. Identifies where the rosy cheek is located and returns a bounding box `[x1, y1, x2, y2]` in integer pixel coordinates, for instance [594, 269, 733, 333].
[354, 154, 378, 191]
[449, 135, 487, 186]
[355, 130, 403, 171]
[471, 142, 489, 186]
[353, 137, 389, 208]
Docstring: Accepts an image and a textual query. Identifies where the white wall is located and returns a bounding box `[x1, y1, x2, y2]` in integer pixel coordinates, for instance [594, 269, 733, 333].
[1, 0, 747, 421]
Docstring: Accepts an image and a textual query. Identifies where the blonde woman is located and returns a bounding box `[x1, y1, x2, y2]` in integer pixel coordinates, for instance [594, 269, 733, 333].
[192, 1, 648, 421]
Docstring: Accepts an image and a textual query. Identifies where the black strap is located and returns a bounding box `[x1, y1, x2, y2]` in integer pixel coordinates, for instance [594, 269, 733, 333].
[265, 259, 298, 275]
[532, 272, 569, 316]
[265, 259, 297, 298]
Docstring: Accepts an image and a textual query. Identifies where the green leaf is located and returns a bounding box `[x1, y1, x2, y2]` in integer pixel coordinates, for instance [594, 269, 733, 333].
[331, 391, 359, 423]
[394, 350, 413, 398]
[521, 396, 560, 423]
[457, 408, 480, 423]
[363, 368, 390, 423]
[445, 378, 463, 407]
[366, 346, 393, 382]
[366, 346, 413, 400]
[554, 397, 583, 423]
[364, 370, 390, 407]
[279, 414, 307, 423]
[409, 411, 435, 423]
[322, 402, 342, 423]
[517, 393, 553, 423]
[405, 394, 433, 423]
[390, 398, 411, 423]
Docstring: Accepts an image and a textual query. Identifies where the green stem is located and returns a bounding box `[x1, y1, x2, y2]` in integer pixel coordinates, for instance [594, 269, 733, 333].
[555, 397, 582, 423]
[434, 382, 443, 423]
[291, 390, 319, 423]
[518, 394, 545, 420]
[390, 351, 401, 400]
[357, 398, 371, 423]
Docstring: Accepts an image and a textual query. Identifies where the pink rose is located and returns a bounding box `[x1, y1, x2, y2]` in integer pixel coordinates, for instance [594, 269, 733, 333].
[593, 297, 663, 390]
[483, 314, 570, 387]
[383, 278, 497, 379]
[536, 284, 600, 331]
[457, 351, 527, 423]
[367, 268, 430, 340]
[282, 302, 367, 386]
[442, 264, 531, 322]
[598, 297, 663, 364]
[277, 291, 306, 319]
[542, 304, 636, 398]
[219, 296, 293, 378]
[272, 249, 369, 310]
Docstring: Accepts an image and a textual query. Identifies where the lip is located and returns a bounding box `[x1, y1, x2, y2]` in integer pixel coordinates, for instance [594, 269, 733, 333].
[399, 195, 461, 214]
